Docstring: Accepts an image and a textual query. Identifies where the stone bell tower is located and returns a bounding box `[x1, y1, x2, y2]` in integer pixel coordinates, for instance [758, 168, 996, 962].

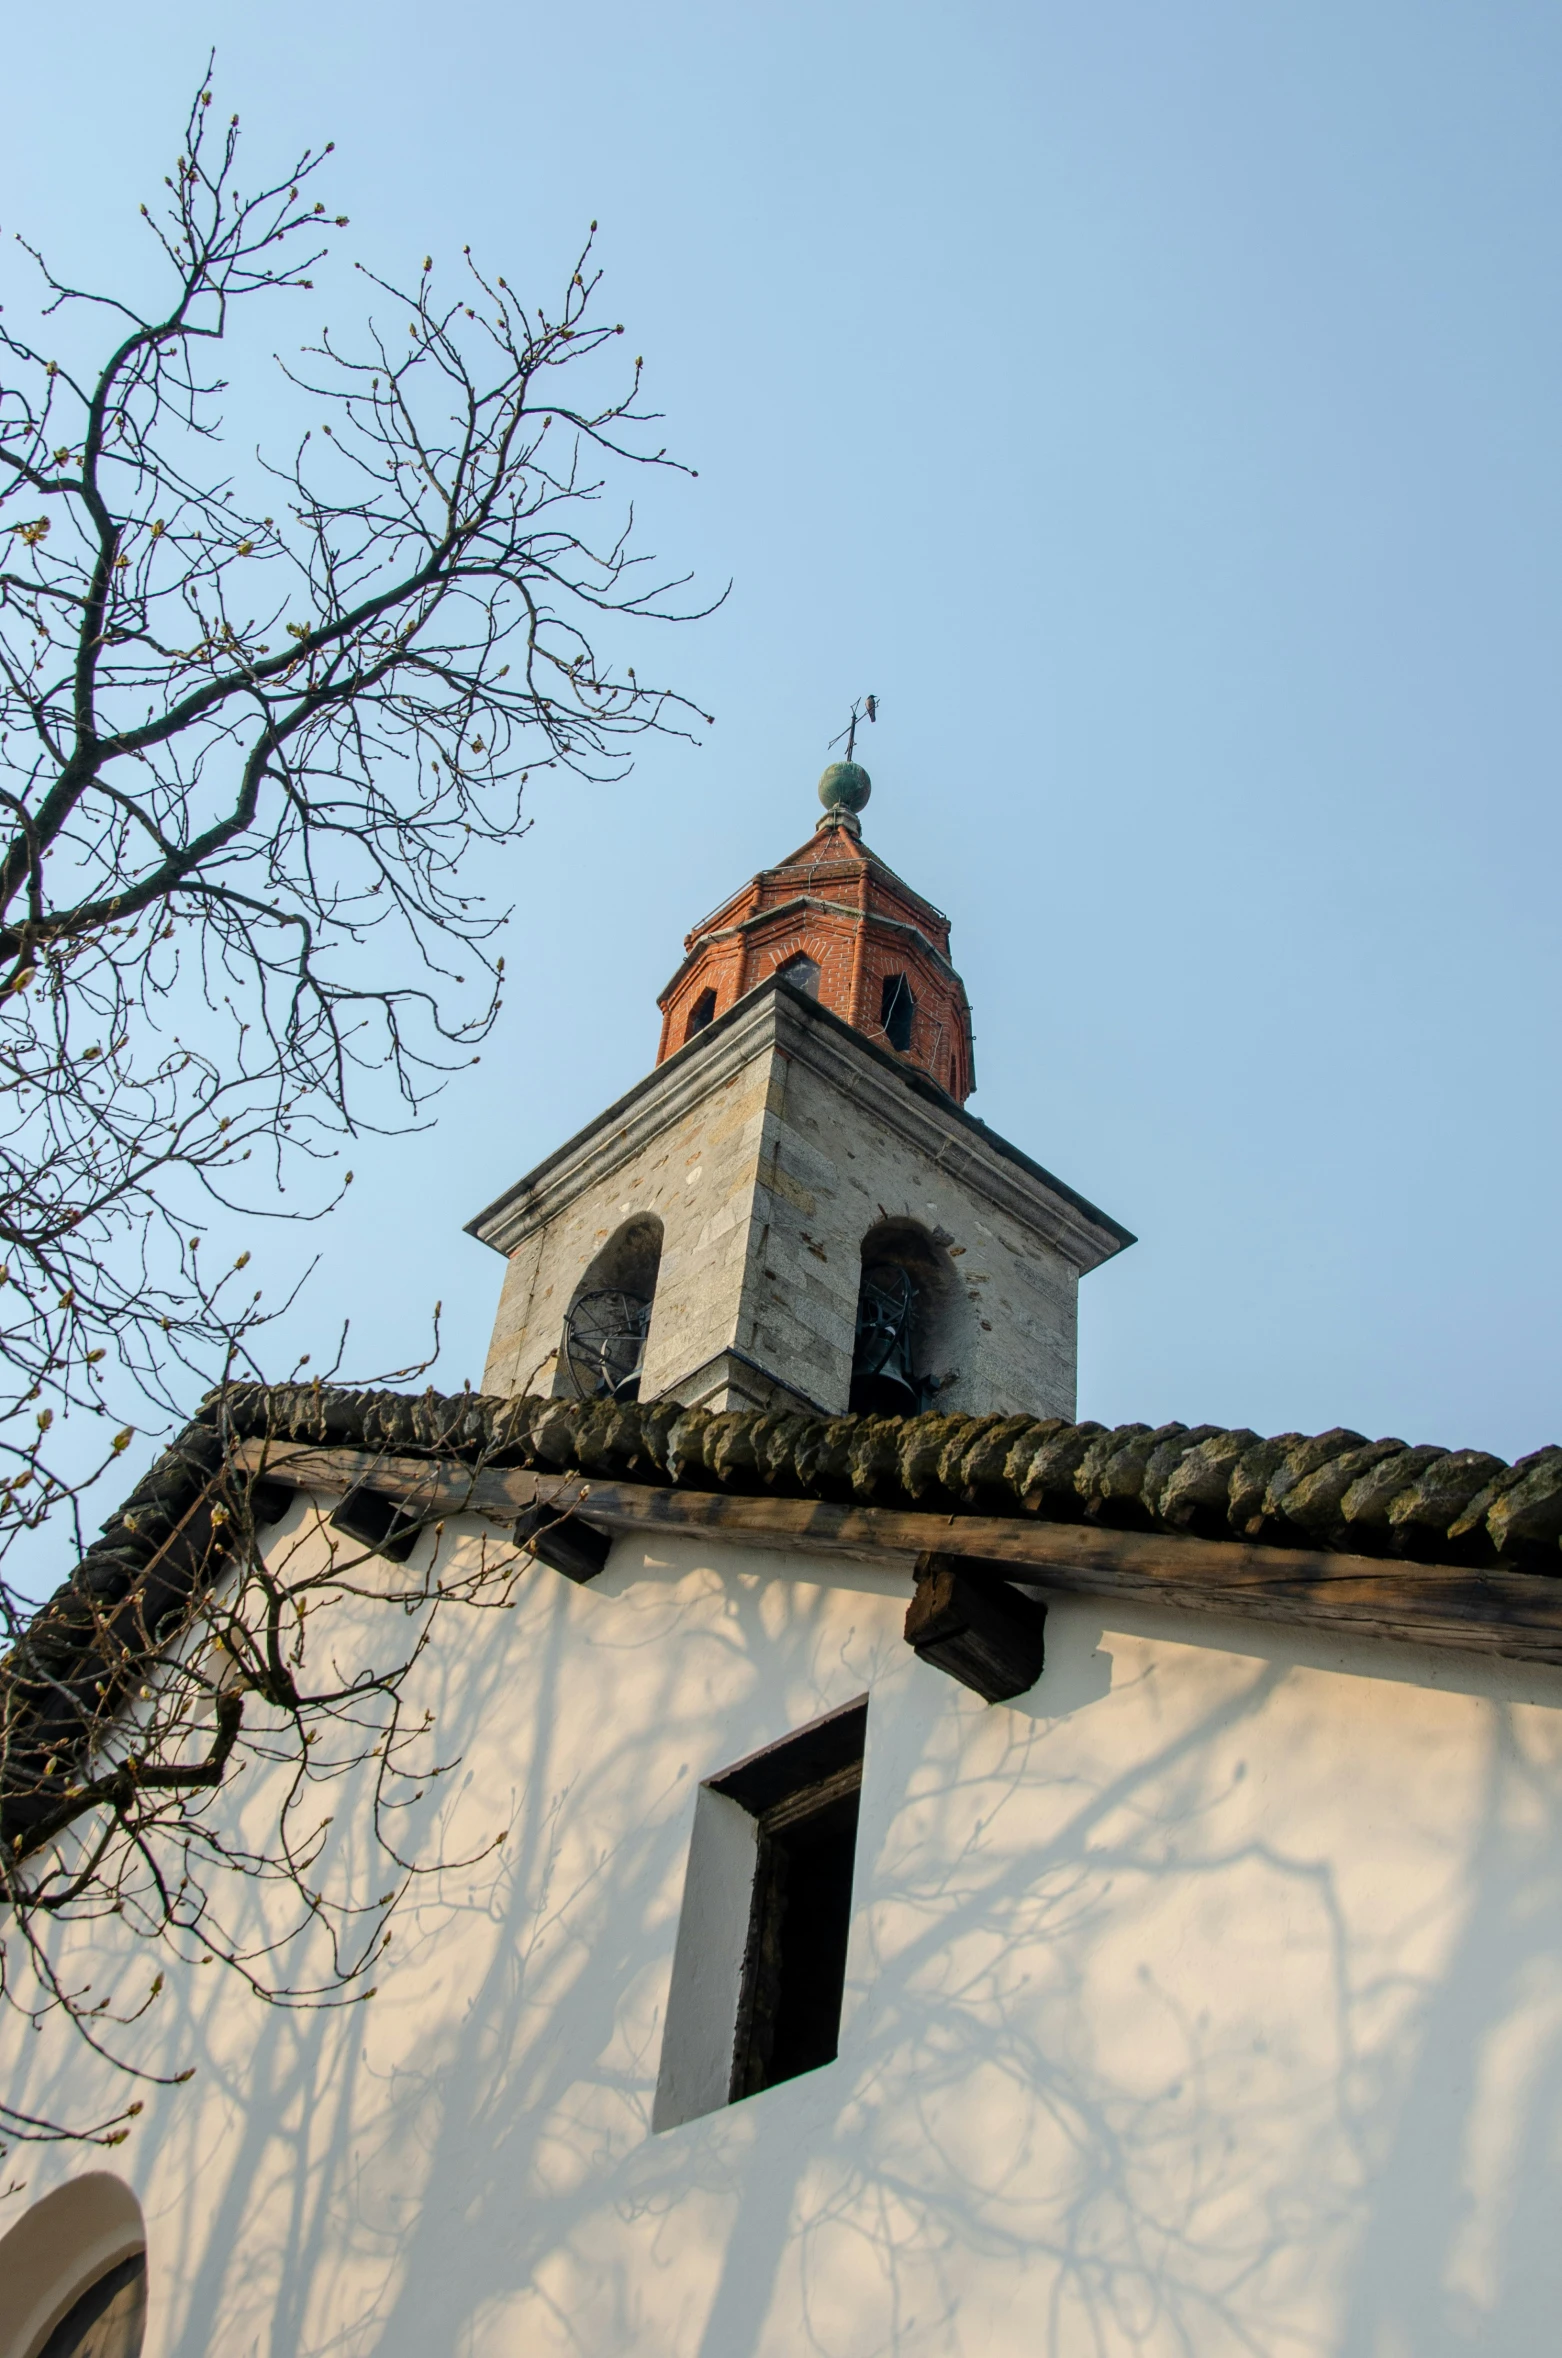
[468, 760, 1132, 1419]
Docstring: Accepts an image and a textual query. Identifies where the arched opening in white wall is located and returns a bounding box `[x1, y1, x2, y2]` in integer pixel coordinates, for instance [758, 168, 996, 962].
[774, 951, 820, 998]
[557, 1214, 664, 1403]
[849, 1218, 966, 1415]
[0, 2174, 146, 2358]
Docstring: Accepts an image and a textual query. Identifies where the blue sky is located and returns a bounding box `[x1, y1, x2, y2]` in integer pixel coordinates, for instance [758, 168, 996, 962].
[8, 0, 1562, 1465]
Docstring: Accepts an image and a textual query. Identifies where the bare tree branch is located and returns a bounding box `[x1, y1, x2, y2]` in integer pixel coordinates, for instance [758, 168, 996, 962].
[0, 64, 715, 2152]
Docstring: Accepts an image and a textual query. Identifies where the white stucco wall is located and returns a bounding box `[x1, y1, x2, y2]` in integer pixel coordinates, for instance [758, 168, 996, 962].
[7, 1497, 1562, 2357]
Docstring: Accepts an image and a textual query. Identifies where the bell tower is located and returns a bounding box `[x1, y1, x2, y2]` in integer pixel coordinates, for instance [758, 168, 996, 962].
[468, 761, 1132, 1419]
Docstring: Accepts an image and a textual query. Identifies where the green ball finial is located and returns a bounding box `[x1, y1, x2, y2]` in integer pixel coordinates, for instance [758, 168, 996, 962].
[818, 759, 872, 815]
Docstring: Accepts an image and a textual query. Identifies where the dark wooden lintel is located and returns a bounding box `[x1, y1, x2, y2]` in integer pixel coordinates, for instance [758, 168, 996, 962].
[227, 1441, 1562, 1666]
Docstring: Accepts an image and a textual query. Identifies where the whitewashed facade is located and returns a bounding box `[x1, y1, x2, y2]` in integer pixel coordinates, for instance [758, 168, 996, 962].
[7, 789, 1562, 2358]
[7, 1487, 1562, 2356]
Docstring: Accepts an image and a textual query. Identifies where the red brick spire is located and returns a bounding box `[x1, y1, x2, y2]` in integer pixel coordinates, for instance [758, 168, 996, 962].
[655, 769, 976, 1102]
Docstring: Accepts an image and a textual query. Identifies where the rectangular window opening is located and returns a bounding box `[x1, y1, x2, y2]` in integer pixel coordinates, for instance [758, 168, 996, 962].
[714, 1698, 866, 2102]
[652, 1698, 866, 2132]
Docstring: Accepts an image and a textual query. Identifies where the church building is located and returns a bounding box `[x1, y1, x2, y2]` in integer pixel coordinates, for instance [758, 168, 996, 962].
[5, 759, 1562, 2358]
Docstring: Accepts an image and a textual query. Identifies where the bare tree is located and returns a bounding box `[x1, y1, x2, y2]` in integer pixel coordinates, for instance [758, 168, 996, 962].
[0, 69, 707, 1590]
[0, 72, 711, 2152]
[1, 1386, 546, 2159]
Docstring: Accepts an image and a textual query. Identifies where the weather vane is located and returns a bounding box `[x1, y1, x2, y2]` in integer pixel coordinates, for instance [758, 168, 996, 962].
[829, 694, 879, 765]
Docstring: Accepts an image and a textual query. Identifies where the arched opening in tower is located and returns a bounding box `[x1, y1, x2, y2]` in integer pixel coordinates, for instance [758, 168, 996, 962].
[558, 1214, 664, 1403]
[849, 1220, 964, 1416]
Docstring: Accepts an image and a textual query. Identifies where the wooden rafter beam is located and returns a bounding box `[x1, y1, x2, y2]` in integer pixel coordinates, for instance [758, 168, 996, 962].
[230, 1440, 1562, 1666]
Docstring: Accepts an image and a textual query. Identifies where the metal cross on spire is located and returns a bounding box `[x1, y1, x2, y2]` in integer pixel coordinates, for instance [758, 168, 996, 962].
[829, 694, 879, 764]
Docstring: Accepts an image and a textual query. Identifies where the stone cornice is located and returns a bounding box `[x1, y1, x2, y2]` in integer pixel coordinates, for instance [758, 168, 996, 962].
[767, 988, 1129, 1272]
[466, 979, 1133, 1270]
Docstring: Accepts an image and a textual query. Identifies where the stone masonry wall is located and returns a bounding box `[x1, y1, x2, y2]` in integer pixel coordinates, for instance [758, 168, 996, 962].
[475, 989, 1118, 1420]
[480, 1055, 777, 1405]
[746, 1044, 1080, 1419]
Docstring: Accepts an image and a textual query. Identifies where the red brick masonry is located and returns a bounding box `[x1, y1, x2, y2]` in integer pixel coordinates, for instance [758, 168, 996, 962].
[655, 813, 976, 1101]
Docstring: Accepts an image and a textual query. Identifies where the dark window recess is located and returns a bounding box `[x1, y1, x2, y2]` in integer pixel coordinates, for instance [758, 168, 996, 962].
[713, 1698, 866, 2100]
[685, 988, 718, 1041]
[775, 952, 821, 998]
[879, 971, 915, 1053]
[559, 1215, 662, 1405]
[850, 1261, 920, 1416]
[948, 1055, 958, 1093]
[563, 1288, 651, 1402]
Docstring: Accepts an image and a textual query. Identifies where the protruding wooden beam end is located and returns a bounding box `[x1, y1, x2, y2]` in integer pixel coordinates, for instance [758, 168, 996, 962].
[514, 1502, 613, 1584]
[905, 1553, 1048, 1703]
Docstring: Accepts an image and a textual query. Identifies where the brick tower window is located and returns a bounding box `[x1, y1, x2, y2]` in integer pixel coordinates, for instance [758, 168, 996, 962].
[879, 972, 915, 1054]
[685, 988, 717, 1042]
[776, 952, 820, 998]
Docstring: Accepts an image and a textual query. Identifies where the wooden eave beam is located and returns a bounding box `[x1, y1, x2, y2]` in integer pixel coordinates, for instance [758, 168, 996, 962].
[231, 1441, 1562, 1667]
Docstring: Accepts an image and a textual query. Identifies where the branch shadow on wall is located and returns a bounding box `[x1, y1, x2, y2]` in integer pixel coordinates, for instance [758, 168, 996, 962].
[16, 1544, 1562, 2358]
